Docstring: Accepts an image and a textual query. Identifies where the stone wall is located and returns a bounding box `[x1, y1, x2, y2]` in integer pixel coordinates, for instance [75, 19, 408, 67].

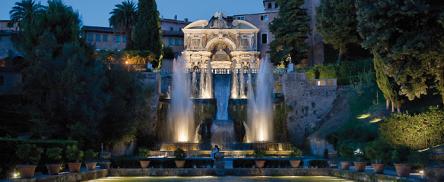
[282, 73, 337, 146]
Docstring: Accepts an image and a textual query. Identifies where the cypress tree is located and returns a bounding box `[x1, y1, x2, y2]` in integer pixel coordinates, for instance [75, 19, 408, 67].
[133, 0, 162, 64]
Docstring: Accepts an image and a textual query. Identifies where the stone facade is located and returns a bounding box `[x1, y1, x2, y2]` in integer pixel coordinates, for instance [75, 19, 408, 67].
[182, 13, 260, 71]
[282, 73, 337, 145]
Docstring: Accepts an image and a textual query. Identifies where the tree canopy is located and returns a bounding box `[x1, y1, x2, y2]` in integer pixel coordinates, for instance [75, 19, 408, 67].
[109, 0, 138, 49]
[269, 0, 309, 66]
[316, 0, 360, 63]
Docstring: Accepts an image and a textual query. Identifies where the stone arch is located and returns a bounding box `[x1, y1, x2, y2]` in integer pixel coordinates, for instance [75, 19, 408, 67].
[205, 37, 237, 51]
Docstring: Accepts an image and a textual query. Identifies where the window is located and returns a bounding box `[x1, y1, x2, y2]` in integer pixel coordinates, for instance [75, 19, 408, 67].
[262, 33, 268, 44]
[95, 34, 101, 42]
[236, 16, 245, 20]
[170, 27, 174, 31]
[275, 2, 279, 8]
[268, 2, 272, 9]
[122, 36, 127, 43]
[261, 15, 269, 21]
[103, 34, 108, 42]
[175, 38, 181, 46]
[115, 35, 121, 43]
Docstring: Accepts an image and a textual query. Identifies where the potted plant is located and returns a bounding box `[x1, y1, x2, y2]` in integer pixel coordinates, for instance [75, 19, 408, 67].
[174, 148, 186, 168]
[15, 144, 43, 178]
[353, 148, 366, 172]
[289, 148, 303, 168]
[365, 141, 387, 174]
[391, 149, 411, 177]
[99, 151, 111, 169]
[66, 145, 83, 173]
[254, 150, 267, 168]
[338, 143, 353, 170]
[138, 148, 150, 169]
[45, 147, 63, 175]
[84, 150, 98, 171]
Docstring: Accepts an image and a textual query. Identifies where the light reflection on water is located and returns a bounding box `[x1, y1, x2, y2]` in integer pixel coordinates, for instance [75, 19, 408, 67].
[90, 176, 354, 182]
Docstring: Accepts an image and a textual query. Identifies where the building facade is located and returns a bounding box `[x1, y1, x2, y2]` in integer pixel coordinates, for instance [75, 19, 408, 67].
[81, 18, 190, 53]
[182, 13, 260, 71]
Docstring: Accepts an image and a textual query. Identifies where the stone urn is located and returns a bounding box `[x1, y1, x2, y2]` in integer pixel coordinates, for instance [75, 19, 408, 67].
[68, 162, 82, 173]
[255, 160, 266, 168]
[85, 162, 97, 170]
[289, 160, 302, 168]
[46, 164, 62, 175]
[175, 160, 186, 168]
[371, 163, 384, 174]
[340, 161, 351, 170]
[139, 160, 150, 169]
[354, 162, 366, 172]
[394, 163, 411, 177]
[16, 165, 37, 178]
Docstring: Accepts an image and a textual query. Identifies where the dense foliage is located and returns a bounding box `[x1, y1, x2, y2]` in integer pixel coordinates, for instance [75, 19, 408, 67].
[5, 0, 154, 150]
[380, 107, 444, 150]
[316, 0, 359, 63]
[133, 0, 162, 65]
[356, 0, 444, 105]
[269, 0, 309, 66]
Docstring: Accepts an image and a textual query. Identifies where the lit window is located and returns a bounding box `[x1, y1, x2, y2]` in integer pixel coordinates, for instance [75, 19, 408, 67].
[103, 34, 108, 42]
[0, 60, 5, 67]
[261, 33, 268, 44]
[96, 34, 101, 42]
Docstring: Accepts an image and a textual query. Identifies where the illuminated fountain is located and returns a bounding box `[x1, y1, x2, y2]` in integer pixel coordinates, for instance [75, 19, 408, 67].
[246, 59, 274, 142]
[168, 56, 195, 143]
[200, 61, 213, 99]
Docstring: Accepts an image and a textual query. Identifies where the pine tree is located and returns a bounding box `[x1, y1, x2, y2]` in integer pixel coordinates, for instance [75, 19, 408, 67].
[269, 0, 309, 66]
[133, 0, 162, 65]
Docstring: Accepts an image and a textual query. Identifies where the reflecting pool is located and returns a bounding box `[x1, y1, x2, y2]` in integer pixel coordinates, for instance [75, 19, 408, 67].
[90, 176, 353, 182]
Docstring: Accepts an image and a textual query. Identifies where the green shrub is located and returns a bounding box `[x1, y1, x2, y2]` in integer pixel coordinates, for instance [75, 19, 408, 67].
[318, 65, 337, 79]
[16, 144, 43, 165]
[174, 148, 186, 160]
[380, 107, 444, 150]
[84, 150, 98, 162]
[337, 142, 355, 160]
[45, 147, 63, 164]
[66, 145, 83, 162]
[138, 148, 150, 158]
[254, 150, 266, 159]
[364, 139, 391, 163]
[290, 148, 303, 159]
[390, 148, 410, 164]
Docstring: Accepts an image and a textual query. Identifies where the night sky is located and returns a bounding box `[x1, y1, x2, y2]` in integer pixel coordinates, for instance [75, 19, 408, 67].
[0, 0, 264, 26]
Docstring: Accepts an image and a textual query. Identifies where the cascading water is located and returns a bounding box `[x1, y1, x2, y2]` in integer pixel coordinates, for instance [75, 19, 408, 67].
[246, 59, 274, 142]
[215, 74, 231, 120]
[239, 66, 246, 98]
[191, 71, 197, 98]
[168, 57, 195, 143]
[200, 61, 213, 99]
[231, 61, 239, 99]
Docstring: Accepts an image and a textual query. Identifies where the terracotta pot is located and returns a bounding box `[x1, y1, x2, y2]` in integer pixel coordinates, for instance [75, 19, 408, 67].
[175, 160, 186, 168]
[371, 163, 384, 174]
[46, 164, 62, 175]
[394, 163, 411, 177]
[16, 165, 37, 178]
[85, 162, 97, 170]
[139, 160, 150, 169]
[255, 160, 266, 168]
[289, 160, 301, 168]
[354, 162, 366, 172]
[68, 162, 81, 173]
[340, 161, 350, 170]
[100, 162, 111, 169]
